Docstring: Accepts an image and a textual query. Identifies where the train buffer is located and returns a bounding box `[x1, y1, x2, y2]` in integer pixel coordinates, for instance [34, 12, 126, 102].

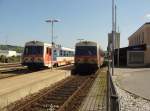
[79, 68, 107, 111]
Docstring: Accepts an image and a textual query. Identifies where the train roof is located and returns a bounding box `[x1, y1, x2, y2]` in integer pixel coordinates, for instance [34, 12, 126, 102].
[25, 41, 74, 51]
[76, 41, 98, 46]
[25, 41, 52, 47]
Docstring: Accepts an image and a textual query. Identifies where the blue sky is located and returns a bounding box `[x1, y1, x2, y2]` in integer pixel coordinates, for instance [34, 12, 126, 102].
[0, 0, 150, 50]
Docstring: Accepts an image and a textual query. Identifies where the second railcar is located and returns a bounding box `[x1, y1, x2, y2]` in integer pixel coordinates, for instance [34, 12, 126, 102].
[22, 41, 74, 69]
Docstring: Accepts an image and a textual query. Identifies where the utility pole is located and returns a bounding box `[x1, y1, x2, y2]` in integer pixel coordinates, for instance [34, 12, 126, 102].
[112, 0, 115, 76]
[115, 5, 119, 68]
[4, 36, 8, 63]
[45, 19, 60, 69]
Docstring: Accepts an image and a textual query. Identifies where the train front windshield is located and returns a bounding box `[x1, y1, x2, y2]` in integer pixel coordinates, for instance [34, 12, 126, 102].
[75, 46, 97, 56]
[24, 46, 43, 55]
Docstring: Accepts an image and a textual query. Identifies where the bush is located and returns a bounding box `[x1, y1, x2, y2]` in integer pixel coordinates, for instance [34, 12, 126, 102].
[0, 55, 21, 63]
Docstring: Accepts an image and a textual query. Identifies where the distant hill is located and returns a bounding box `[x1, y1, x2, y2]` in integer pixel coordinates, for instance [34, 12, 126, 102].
[0, 45, 24, 53]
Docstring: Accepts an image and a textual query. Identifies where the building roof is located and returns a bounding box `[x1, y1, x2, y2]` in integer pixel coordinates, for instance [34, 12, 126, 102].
[128, 22, 150, 40]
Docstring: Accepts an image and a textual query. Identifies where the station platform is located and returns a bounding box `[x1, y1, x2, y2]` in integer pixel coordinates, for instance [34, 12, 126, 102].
[0, 69, 70, 109]
[79, 68, 107, 111]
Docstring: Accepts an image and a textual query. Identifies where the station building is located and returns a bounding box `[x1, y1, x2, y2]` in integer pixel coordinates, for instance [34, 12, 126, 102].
[0, 50, 17, 57]
[127, 22, 150, 67]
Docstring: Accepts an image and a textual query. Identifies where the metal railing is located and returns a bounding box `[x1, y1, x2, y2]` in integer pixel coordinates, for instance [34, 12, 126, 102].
[107, 70, 120, 111]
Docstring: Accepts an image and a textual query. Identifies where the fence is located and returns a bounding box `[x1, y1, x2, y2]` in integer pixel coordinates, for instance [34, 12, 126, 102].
[107, 70, 120, 111]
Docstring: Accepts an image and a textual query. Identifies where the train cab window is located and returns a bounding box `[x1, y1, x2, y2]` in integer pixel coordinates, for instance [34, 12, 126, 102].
[75, 46, 97, 56]
[24, 47, 28, 55]
[24, 46, 43, 55]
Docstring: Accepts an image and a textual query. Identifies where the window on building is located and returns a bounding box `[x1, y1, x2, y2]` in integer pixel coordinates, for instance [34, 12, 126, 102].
[138, 35, 140, 44]
[128, 51, 144, 64]
[142, 32, 144, 44]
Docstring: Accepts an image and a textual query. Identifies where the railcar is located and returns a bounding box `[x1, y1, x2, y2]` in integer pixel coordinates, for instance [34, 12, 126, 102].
[22, 41, 74, 69]
[74, 41, 104, 74]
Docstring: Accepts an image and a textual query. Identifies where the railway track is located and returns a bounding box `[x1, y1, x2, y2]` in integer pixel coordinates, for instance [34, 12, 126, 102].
[0, 63, 24, 73]
[6, 73, 97, 111]
[0, 63, 21, 68]
[0, 64, 73, 80]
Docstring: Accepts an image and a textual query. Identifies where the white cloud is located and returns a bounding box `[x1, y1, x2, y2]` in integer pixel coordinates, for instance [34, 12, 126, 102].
[146, 14, 150, 19]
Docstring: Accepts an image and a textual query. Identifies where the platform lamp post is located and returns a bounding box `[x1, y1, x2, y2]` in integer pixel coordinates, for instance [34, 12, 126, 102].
[45, 19, 60, 69]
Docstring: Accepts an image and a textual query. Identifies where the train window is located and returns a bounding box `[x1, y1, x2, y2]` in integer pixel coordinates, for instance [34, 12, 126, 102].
[70, 52, 72, 56]
[65, 51, 68, 56]
[63, 51, 66, 56]
[69, 51, 71, 56]
[54, 50, 57, 56]
[63, 51, 65, 56]
[60, 50, 61, 56]
[24, 46, 43, 55]
[71, 52, 74, 56]
[66, 51, 68, 56]
[60, 50, 63, 56]
[75, 46, 97, 56]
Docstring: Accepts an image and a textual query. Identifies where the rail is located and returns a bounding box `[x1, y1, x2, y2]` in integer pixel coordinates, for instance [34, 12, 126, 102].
[6, 75, 95, 111]
[107, 70, 120, 111]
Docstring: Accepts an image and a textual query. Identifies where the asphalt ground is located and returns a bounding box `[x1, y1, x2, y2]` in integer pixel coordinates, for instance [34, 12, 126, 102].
[114, 68, 150, 100]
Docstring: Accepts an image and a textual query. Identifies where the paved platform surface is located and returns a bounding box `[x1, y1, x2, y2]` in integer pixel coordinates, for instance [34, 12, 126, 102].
[115, 68, 150, 100]
[79, 68, 107, 111]
[0, 69, 70, 108]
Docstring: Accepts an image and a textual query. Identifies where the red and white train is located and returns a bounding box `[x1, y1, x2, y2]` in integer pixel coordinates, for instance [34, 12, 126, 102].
[22, 41, 74, 69]
[74, 41, 104, 74]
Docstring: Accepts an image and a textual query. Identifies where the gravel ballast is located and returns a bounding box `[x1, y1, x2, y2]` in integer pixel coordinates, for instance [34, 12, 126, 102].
[115, 84, 150, 111]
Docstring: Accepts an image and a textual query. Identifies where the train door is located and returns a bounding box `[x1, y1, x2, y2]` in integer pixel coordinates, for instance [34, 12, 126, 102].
[44, 46, 51, 67]
[53, 49, 57, 61]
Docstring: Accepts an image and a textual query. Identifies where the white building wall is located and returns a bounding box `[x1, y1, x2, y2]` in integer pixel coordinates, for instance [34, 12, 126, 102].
[0, 50, 17, 57]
